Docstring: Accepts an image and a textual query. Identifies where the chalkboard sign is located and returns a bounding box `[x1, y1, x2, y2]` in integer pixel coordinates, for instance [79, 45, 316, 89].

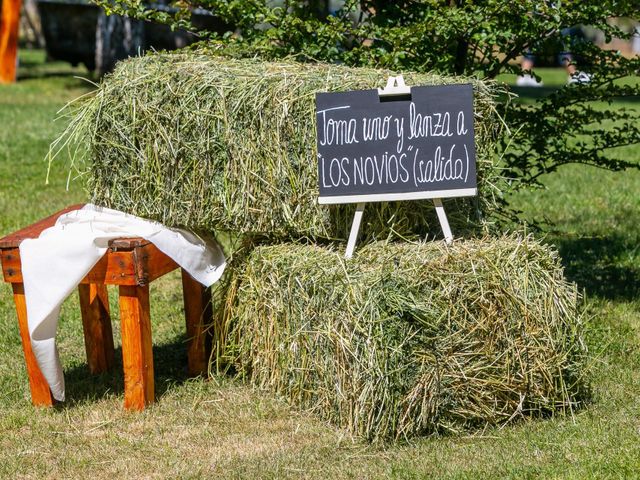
[316, 84, 477, 204]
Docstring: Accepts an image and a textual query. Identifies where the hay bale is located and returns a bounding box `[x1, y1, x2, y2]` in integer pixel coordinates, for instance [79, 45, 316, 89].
[225, 236, 588, 441]
[56, 50, 505, 241]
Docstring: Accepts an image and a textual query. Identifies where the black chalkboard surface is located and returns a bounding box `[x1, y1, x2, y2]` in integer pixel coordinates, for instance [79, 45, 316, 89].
[316, 84, 477, 204]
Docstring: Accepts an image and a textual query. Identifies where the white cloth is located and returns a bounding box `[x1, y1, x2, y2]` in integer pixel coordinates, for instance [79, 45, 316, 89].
[19, 204, 226, 402]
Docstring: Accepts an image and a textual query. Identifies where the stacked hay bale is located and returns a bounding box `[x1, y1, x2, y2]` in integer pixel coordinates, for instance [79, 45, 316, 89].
[56, 51, 505, 241]
[227, 237, 587, 441]
[56, 50, 588, 441]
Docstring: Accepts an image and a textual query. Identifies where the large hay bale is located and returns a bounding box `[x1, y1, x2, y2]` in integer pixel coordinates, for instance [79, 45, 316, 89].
[226, 236, 588, 441]
[57, 51, 505, 241]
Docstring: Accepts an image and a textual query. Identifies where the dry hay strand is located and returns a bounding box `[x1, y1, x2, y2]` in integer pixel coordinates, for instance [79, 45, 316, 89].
[224, 235, 589, 442]
[52, 50, 507, 242]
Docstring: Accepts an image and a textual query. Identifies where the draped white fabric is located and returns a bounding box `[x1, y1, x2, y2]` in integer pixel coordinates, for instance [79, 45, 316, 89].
[19, 204, 226, 401]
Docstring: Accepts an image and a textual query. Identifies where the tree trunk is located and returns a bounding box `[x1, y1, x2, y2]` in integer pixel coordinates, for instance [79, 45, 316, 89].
[450, 0, 468, 75]
[95, 11, 144, 77]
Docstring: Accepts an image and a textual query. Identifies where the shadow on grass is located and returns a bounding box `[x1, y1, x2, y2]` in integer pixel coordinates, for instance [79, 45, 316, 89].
[62, 334, 193, 406]
[510, 85, 561, 100]
[552, 234, 640, 301]
[509, 85, 640, 103]
[17, 70, 92, 81]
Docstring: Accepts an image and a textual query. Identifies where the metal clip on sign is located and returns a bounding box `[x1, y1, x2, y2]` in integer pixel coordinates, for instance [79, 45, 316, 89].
[344, 75, 454, 259]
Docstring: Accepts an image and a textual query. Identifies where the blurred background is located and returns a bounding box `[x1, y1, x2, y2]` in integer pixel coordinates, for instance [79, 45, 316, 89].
[9, 0, 640, 78]
[15, 0, 230, 76]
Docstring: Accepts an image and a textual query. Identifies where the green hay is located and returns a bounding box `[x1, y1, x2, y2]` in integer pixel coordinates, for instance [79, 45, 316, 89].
[224, 236, 589, 442]
[53, 50, 506, 241]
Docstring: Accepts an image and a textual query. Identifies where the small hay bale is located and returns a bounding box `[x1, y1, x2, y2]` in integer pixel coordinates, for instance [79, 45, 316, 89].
[226, 236, 588, 442]
[55, 50, 505, 241]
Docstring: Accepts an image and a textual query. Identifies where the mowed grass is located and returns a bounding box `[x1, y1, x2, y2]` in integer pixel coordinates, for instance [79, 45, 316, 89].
[0, 51, 638, 478]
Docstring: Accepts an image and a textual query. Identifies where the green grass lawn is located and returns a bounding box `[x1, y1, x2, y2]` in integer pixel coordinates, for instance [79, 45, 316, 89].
[0, 51, 638, 478]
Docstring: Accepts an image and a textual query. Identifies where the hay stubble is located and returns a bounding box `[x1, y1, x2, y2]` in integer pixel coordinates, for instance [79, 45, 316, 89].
[227, 236, 588, 442]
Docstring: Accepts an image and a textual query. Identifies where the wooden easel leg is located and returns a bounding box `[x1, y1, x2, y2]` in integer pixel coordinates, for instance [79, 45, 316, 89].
[0, 0, 22, 84]
[119, 285, 154, 410]
[78, 284, 114, 374]
[345, 202, 366, 259]
[181, 269, 212, 377]
[11, 283, 54, 406]
[433, 198, 453, 243]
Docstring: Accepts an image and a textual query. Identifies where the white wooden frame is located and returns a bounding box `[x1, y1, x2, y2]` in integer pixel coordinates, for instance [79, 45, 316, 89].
[319, 188, 477, 205]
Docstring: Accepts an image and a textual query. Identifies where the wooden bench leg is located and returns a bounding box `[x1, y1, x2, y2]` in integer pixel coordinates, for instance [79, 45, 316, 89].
[119, 285, 154, 410]
[78, 283, 114, 374]
[181, 270, 213, 377]
[12, 283, 54, 406]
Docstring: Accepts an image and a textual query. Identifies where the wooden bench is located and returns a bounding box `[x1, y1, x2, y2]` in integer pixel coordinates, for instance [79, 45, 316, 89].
[0, 205, 213, 410]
